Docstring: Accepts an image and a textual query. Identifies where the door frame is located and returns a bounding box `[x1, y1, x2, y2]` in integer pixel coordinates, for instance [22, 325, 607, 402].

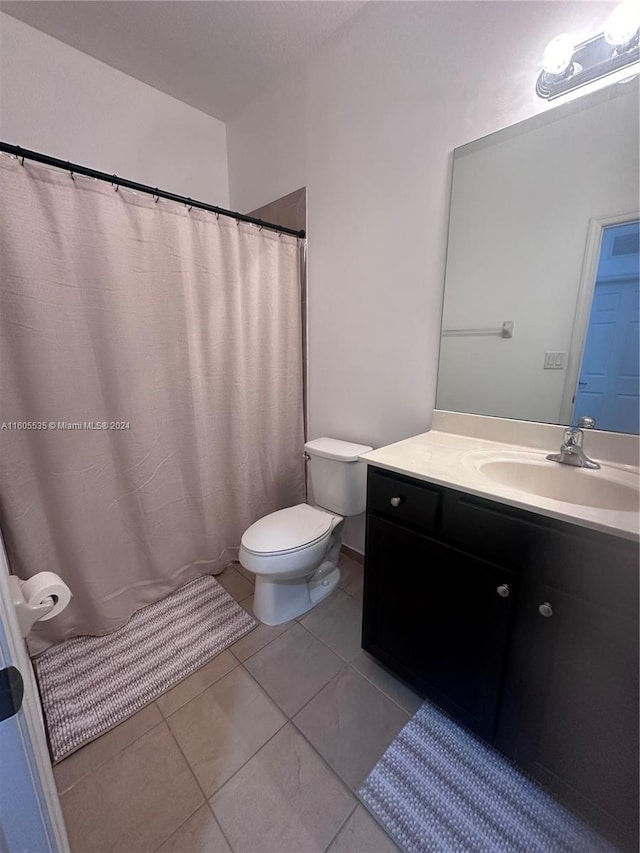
[0, 532, 69, 852]
[560, 211, 640, 424]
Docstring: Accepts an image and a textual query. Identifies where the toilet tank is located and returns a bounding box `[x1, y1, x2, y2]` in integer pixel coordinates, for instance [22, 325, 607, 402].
[305, 438, 373, 516]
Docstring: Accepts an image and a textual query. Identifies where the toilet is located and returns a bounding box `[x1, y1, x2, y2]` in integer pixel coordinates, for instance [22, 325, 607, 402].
[239, 437, 372, 625]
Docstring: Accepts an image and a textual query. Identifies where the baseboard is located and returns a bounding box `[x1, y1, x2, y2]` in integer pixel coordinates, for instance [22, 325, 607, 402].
[341, 544, 364, 564]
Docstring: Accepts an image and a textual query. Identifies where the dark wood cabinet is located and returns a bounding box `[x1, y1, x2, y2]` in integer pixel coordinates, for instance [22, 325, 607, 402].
[495, 555, 639, 841]
[363, 465, 639, 847]
[363, 516, 515, 739]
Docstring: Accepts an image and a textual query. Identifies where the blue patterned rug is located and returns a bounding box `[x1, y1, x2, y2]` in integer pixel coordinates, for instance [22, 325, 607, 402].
[359, 701, 616, 853]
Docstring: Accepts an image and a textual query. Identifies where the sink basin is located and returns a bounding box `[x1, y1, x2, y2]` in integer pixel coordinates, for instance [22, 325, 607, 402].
[463, 451, 639, 512]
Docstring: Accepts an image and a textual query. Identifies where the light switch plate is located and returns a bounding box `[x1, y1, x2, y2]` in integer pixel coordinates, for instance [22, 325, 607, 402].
[544, 351, 566, 369]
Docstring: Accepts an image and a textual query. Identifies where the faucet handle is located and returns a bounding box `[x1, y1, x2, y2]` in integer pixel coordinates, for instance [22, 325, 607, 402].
[577, 416, 596, 429]
[563, 426, 583, 447]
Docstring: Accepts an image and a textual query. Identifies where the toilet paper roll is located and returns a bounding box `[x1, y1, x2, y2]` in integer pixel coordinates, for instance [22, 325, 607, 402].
[20, 572, 72, 621]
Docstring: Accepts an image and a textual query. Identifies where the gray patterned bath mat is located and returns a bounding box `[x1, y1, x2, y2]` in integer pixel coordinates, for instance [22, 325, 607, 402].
[33, 575, 257, 762]
[359, 700, 615, 853]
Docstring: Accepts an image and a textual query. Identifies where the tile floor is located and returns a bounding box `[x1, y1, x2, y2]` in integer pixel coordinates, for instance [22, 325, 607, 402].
[54, 553, 423, 853]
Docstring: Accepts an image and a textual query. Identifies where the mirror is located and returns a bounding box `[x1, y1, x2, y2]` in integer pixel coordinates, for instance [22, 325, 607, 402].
[437, 81, 639, 434]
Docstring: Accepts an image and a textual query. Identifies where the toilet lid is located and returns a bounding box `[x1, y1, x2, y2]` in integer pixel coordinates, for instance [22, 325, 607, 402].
[241, 504, 333, 555]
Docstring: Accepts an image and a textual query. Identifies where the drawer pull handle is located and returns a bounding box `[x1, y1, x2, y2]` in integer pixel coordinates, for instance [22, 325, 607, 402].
[538, 602, 553, 618]
[390, 496, 402, 507]
[496, 584, 510, 598]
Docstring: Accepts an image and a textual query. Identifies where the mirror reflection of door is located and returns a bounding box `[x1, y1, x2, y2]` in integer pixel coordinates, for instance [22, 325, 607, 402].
[572, 220, 640, 434]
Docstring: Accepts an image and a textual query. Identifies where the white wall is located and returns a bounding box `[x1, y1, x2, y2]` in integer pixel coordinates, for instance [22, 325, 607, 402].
[0, 13, 229, 204]
[438, 86, 639, 423]
[226, 0, 621, 549]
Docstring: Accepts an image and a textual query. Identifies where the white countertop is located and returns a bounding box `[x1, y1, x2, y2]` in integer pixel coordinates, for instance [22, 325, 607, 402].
[360, 429, 640, 542]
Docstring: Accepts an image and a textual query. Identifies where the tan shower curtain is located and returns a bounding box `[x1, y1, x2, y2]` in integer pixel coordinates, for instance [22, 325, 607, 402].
[0, 155, 305, 653]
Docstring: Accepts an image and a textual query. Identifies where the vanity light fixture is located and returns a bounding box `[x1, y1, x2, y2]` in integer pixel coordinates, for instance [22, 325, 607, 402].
[536, 0, 639, 99]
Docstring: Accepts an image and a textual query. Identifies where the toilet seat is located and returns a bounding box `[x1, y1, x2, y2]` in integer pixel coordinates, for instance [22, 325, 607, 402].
[241, 503, 336, 556]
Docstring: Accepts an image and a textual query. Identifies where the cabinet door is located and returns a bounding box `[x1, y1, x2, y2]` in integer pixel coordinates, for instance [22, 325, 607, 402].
[363, 515, 515, 739]
[499, 579, 639, 843]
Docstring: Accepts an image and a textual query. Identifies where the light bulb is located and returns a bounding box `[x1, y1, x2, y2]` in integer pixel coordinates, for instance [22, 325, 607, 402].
[604, 0, 640, 47]
[542, 33, 576, 75]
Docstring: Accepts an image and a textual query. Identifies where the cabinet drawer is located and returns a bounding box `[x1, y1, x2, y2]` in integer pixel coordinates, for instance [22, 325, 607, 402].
[367, 467, 441, 532]
[444, 490, 638, 615]
[442, 490, 532, 569]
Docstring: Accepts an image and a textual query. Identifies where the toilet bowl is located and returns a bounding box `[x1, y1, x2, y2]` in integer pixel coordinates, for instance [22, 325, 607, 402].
[239, 438, 372, 625]
[240, 503, 344, 624]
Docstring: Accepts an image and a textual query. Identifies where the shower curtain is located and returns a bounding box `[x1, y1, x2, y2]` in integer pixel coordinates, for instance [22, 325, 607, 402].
[0, 155, 305, 653]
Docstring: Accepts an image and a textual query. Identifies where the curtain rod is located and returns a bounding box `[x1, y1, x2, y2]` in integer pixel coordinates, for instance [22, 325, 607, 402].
[0, 142, 306, 239]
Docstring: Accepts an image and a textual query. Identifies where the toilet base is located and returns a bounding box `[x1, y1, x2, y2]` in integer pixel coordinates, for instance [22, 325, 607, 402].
[253, 567, 341, 625]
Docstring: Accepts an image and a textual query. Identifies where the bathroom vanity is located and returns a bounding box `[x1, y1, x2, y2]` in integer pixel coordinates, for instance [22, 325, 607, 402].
[360, 80, 640, 845]
[360, 419, 639, 847]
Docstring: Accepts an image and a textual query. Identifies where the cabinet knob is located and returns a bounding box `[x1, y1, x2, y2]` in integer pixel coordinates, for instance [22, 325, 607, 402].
[496, 584, 510, 598]
[538, 602, 553, 618]
[390, 496, 402, 507]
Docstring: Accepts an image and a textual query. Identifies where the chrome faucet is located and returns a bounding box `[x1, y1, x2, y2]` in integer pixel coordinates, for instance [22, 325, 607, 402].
[546, 418, 600, 469]
[576, 416, 596, 430]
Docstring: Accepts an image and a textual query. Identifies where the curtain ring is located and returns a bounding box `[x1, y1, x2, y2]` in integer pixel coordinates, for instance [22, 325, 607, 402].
[112, 175, 119, 192]
[186, 198, 193, 212]
[154, 190, 160, 203]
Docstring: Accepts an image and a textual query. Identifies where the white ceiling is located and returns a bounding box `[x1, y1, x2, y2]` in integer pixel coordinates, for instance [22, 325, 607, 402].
[0, 1, 368, 121]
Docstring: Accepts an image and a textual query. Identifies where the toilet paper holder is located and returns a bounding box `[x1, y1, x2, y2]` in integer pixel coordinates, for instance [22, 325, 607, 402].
[8, 573, 72, 638]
